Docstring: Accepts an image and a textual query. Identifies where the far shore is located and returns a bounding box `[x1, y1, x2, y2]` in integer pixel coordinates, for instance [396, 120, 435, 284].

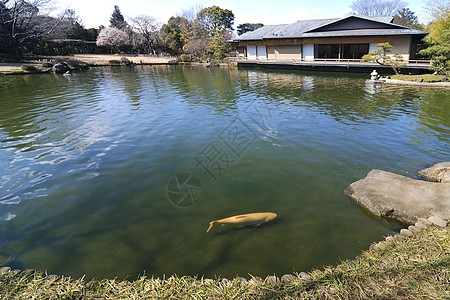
[1, 55, 448, 89]
[0, 54, 176, 74]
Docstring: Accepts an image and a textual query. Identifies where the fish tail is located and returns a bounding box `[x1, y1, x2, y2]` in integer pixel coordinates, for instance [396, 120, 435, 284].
[207, 221, 217, 232]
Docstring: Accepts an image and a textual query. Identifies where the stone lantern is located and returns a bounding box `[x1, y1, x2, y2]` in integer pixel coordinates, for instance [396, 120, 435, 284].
[370, 70, 379, 80]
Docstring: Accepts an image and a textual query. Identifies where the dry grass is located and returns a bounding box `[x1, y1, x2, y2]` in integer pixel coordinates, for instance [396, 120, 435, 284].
[392, 74, 449, 83]
[1, 224, 448, 299]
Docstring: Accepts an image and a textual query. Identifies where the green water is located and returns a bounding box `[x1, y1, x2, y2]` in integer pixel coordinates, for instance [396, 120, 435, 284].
[0, 66, 449, 280]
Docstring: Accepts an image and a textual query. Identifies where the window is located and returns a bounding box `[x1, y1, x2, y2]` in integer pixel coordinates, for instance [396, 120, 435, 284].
[315, 44, 340, 59]
[342, 44, 369, 59]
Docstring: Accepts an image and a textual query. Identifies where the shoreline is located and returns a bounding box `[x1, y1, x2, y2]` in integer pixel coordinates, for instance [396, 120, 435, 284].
[0, 54, 240, 75]
[383, 78, 450, 87]
[1, 218, 448, 298]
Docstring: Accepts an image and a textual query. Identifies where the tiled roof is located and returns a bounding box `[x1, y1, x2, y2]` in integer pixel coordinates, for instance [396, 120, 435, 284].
[232, 15, 427, 41]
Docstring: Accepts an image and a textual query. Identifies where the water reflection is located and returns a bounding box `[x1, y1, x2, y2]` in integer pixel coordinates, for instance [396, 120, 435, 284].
[0, 66, 448, 280]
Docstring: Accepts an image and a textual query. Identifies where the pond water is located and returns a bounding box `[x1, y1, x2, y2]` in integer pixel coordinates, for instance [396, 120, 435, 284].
[0, 66, 449, 280]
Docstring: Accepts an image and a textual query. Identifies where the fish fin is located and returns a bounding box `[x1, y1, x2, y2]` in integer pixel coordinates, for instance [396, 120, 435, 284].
[207, 221, 217, 233]
[254, 223, 264, 227]
[221, 224, 226, 227]
[235, 216, 246, 219]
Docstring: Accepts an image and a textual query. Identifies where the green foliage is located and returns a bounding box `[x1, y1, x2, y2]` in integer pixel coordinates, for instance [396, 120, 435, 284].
[393, 8, 423, 30]
[65, 23, 99, 41]
[110, 5, 126, 29]
[160, 17, 190, 53]
[210, 30, 231, 60]
[362, 42, 406, 74]
[195, 6, 234, 37]
[237, 23, 264, 35]
[419, 0, 450, 74]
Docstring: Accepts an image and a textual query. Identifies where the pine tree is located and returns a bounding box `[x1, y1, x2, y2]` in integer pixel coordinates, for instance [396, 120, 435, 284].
[110, 5, 126, 29]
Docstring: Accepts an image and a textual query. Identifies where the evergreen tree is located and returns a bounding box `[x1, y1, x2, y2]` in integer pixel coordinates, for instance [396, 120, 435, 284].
[110, 5, 126, 29]
[237, 23, 264, 35]
[393, 8, 423, 30]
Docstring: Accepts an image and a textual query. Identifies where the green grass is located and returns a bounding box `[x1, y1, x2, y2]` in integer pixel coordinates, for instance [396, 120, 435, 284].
[391, 74, 449, 83]
[1, 225, 449, 299]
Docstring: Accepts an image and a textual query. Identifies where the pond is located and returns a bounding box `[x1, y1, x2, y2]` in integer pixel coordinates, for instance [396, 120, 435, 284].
[0, 66, 449, 280]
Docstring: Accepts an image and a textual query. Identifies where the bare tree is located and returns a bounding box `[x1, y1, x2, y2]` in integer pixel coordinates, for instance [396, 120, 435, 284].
[0, 0, 59, 59]
[177, 4, 203, 22]
[129, 15, 160, 54]
[350, 0, 407, 16]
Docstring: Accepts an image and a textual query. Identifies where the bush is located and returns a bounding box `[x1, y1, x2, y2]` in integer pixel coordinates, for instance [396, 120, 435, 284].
[109, 60, 121, 65]
[21, 65, 38, 72]
[180, 54, 190, 62]
[201, 55, 209, 63]
[41, 62, 54, 68]
[120, 57, 133, 66]
[65, 59, 90, 70]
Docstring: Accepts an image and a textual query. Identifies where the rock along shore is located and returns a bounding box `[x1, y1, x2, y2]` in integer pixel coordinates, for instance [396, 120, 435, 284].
[346, 162, 450, 225]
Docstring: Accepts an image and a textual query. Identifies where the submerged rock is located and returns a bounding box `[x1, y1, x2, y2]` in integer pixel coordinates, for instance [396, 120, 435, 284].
[346, 168, 450, 225]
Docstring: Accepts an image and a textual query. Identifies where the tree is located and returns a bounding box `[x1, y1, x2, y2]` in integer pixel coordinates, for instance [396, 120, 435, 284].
[110, 5, 126, 29]
[362, 42, 406, 74]
[192, 6, 234, 60]
[183, 38, 209, 58]
[96, 26, 129, 52]
[160, 16, 190, 53]
[129, 15, 160, 54]
[419, 0, 450, 74]
[0, 0, 59, 59]
[393, 8, 423, 30]
[237, 23, 263, 35]
[350, 0, 407, 16]
[195, 6, 234, 37]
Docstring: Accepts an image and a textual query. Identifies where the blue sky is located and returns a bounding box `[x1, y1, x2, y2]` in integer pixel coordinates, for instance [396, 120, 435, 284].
[56, 0, 430, 30]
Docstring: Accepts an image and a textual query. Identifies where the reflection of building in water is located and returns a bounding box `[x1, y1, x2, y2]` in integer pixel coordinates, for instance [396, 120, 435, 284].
[247, 71, 268, 87]
[302, 76, 315, 91]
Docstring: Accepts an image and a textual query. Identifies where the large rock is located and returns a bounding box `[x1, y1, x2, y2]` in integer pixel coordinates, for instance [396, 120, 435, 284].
[346, 169, 450, 225]
[417, 162, 450, 183]
[52, 62, 70, 73]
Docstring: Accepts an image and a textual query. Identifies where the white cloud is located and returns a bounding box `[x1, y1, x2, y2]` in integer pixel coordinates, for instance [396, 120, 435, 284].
[339, 8, 353, 17]
[293, 7, 323, 20]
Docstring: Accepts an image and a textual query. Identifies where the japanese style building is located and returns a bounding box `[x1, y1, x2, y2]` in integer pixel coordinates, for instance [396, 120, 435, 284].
[230, 15, 427, 62]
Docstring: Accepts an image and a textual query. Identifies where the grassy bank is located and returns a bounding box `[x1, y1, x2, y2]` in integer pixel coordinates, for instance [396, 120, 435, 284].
[1, 223, 448, 299]
[391, 74, 449, 83]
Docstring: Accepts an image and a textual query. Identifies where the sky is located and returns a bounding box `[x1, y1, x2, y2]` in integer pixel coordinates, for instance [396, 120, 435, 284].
[55, 0, 430, 30]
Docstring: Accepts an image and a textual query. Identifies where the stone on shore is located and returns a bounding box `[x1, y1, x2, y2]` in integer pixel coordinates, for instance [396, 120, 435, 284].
[346, 168, 450, 225]
[52, 63, 70, 73]
[417, 162, 450, 183]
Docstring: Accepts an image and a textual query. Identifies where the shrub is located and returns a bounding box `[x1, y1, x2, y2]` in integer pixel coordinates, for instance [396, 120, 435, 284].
[21, 65, 38, 72]
[120, 57, 133, 66]
[41, 62, 54, 68]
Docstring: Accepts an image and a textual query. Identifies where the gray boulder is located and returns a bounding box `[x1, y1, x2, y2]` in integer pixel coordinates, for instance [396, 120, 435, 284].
[52, 63, 70, 73]
[346, 169, 450, 225]
[417, 162, 450, 183]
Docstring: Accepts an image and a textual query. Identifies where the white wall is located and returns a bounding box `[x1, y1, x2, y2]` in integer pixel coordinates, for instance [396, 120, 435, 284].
[247, 46, 257, 59]
[369, 43, 380, 53]
[302, 44, 314, 61]
[257, 45, 267, 59]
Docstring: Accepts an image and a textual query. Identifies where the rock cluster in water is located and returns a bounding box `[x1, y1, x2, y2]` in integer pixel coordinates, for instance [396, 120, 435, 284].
[346, 162, 450, 225]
